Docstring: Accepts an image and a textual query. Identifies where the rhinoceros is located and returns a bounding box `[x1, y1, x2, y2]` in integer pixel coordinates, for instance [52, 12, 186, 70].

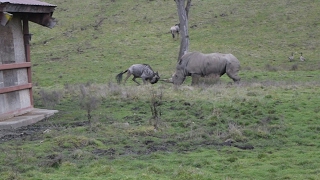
[170, 52, 241, 85]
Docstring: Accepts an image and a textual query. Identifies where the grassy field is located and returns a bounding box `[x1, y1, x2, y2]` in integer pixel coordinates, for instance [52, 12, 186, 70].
[1, 0, 320, 179]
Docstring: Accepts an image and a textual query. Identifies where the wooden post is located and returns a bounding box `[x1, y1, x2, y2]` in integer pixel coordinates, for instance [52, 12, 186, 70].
[23, 18, 34, 107]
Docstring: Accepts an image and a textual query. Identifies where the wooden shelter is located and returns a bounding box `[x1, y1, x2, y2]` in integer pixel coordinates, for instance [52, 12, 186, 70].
[0, 0, 57, 123]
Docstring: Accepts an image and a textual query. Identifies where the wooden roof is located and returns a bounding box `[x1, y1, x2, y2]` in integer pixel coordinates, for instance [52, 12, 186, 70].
[0, 0, 56, 28]
[0, 0, 56, 7]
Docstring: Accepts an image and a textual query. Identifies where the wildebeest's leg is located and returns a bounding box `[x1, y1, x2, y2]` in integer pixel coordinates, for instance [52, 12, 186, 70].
[123, 71, 132, 84]
[191, 74, 201, 85]
[132, 77, 141, 85]
[141, 78, 148, 85]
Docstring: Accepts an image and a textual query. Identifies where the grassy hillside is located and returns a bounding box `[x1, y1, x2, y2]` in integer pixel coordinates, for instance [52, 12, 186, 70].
[29, 0, 320, 87]
[1, 0, 320, 179]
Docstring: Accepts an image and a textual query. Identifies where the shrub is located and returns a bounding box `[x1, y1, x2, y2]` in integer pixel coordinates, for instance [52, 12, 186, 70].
[290, 64, 298, 71]
[79, 84, 101, 127]
[227, 122, 246, 141]
[265, 64, 278, 72]
[39, 89, 64, 109]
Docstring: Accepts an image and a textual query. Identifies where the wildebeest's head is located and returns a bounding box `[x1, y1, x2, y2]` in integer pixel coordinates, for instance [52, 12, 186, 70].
[150, 71, 160, 84]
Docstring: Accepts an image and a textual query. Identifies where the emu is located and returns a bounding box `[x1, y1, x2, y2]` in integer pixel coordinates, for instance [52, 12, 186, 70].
[170, 23, 180, 39]
[116, 64, 160, 85]
[288, 52, 294, 62]
[300, 52, 305, 61]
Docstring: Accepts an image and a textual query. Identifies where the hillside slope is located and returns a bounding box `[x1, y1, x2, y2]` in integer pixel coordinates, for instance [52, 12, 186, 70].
[1, 1, 320, 179]
[30, 0, 320, 86]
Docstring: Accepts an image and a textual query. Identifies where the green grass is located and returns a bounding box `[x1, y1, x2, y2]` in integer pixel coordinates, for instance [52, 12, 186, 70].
[1, 0, 320, 179]
[2, 83, 320, 179]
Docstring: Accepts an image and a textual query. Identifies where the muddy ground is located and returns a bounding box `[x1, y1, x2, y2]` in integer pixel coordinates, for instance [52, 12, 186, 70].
[0, 120, 87, 143]
[0, 120, 254, 154]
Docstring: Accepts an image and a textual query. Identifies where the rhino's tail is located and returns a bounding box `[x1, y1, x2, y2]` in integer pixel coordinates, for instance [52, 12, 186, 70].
[116, 70, 128, 84]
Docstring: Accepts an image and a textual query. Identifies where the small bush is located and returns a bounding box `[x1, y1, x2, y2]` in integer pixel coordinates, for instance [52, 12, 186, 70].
[1, 171, 22, 180]
[54, 135, 97, 149]
[227, 157, 238, 162]
[173, 167, 205, 180]
[39, 89, 64, 108]
[265, 64, 278, 72]
[79, 84, 101, 127]
[147, 165, 164, 174]
[247, 91, 258, 96]
[290, 64, 298, 71]
[227, 123, 246, 141]
[107, 82, 121, 96]
[40, 153, 62, 168]
[257, 153, 267, 159]
[149, 88, 163, 130]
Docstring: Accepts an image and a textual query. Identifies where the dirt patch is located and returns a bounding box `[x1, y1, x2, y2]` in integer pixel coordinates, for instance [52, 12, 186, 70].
[0, 125, 46, 143]
[0, 120, 82, 143]
[92, 148, 116, 156]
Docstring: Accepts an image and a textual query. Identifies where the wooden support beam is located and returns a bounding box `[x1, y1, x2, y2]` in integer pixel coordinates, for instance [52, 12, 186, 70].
[0, 83, 32, 94]
[0, 62, 31, 70]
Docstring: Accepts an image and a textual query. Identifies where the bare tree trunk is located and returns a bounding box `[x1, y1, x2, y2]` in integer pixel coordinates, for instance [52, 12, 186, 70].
[185, 0, 191, 18]
[175, 0, 191, 61]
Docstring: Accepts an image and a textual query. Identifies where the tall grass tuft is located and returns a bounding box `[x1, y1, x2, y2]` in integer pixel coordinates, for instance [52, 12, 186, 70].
[79, 83, 101, 129]
[290, 64, 298, 71]
[227, 122, 245, 142]
[149, 88, 163, 130]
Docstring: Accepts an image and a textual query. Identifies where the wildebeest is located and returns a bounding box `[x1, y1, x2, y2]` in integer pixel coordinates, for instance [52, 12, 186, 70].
[170, 23, 180, 39]
[116, 64, 160, 85]
[168, 52, 241, 85]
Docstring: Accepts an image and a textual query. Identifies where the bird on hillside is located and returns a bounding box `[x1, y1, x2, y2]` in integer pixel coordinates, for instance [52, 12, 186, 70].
[300, 52, 305, 61]
[288, 52, 294, 62]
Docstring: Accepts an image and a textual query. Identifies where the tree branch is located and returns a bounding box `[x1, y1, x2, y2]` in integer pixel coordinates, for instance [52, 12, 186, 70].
[185, 0, 191, 18]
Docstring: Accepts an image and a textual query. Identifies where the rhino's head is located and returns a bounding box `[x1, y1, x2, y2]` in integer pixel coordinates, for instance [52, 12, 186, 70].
[171, 72, 185, 85]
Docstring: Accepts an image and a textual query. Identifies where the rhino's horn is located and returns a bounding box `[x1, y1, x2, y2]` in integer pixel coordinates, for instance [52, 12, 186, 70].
[160, 78, 173, 83]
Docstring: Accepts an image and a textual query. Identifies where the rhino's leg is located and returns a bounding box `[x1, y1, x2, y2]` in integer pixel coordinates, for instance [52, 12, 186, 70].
[191, 74, 201, 85]
[205, 74, 220, 84]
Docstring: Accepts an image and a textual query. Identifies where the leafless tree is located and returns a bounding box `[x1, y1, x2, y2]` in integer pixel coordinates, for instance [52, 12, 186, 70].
[174, 0, 192, 61]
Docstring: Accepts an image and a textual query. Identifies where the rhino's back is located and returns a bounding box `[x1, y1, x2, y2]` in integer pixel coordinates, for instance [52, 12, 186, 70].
[183, 52, 234, 76]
